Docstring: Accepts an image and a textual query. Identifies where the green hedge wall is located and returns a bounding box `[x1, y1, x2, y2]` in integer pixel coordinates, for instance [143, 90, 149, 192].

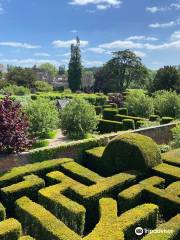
[103, 108, 118, 120]
[98, 119, 123, 133]
[0, 218, 22, 240]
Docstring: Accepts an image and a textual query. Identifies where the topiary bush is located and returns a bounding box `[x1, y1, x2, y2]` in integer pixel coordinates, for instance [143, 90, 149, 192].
[171, 125, 180, 148]
[0, 96, 32, 153]
[34, 81, 53, 92]
[160, 117, 173, 125]
[122, 119, 135, 130]
[25, 98, 59, 138]
[119, 108, 128, 115]
[103, 108, 118, 120]
[101, 133, 162, 176]
[61, 98, 97, 139]
[149, 115, 160, 122]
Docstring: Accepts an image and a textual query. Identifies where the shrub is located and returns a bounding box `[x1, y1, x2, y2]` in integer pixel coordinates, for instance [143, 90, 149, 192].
[0, 96, 32, 153]
[160, 117, 173, 125]
[149, 115, 160, 122]
[34, 81, 53, 92]
[124, 90, 154, 117]
[153, 90, 180, 118]
[171, 125, 180, 148]
[162, 148, 180, 167]
[119, 108, 128, 115]
[101, 133, 162, 175]
[25, 98, 59, 138]
[3, 85, 30, 96]
[32, 140, 49, 149]
[0, 218, 22, 240]
[122, 119, 135, 130]
[94, 106, 102, 115]
[103, 108, 118, 120]
[61, 98, 97, 139]
[114, 114, 144, 123]
[98, 119, 123, 133]
[159, 144, 171, 153]
[136, 120, 146, 129]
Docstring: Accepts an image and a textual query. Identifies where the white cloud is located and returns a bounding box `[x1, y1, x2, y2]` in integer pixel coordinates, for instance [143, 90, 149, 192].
[149, 19, 180, 28]
[71, 29, 78, 33]
[0, 58, 60, 66]
[146, 2, 180, 13]
[52, 39, 88, 48]
[82, 58, 103, 67]
[85, 47, 106, 54]
[170, 31, 180, 41]
[126, 35, 158, 41]
[33, 52, 50, 57]
[133, 51, 146, 58]
[0, 41, 40, 49]
[56, 52, 71, 57]
[69, 0, 122, 10]
[99, 40, 143, 49]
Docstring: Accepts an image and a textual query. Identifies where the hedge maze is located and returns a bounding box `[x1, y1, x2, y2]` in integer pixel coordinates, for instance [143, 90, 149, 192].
[0, 134, 179, 240]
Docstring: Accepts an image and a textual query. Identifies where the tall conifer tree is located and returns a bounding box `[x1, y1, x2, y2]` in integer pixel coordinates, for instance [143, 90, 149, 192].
[68, 37, 82, 92]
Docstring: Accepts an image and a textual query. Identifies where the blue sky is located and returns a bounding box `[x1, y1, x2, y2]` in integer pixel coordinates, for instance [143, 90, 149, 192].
[0, 0, 180, 69]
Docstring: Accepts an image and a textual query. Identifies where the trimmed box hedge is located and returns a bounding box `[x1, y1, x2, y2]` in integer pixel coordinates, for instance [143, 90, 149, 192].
[122, 119, 135, 130]
[113, 114, 145, 123]
[142, 214, 180, 240]
[0, 158, 72, 188]
[98, 119, 123, 133]
[0, 202, 6, 221]
[1, 175, 45, 210]
[0, 218, 22, 240]
[103, 108, 118, 120]
[19, 237, 36, 240]
[161, 117, 174, 125]
[15, 196, 81, 240]
[119, 108, 128, 115]
[149, 115, 160, 122]
[162, 148, 180, 167]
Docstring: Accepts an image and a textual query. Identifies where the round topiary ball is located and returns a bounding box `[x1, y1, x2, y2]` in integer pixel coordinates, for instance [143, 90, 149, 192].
[101, 133, 162, 175]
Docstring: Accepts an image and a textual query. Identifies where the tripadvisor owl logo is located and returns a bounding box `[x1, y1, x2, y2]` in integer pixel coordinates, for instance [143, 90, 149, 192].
[135, 227, 144, 236]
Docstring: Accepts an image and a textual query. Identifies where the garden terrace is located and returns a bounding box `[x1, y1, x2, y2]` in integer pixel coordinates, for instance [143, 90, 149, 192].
[0, 134, 179, 239]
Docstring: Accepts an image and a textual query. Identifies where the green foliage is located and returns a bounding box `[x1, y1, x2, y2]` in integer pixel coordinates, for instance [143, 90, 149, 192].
[25, 98, 59, 138]
[160, 117, 173, 125]
[34, 81, 53, 92]
[124, 90, 154, 117]
[101, 133, 162, 175]
[94, 49, 147, 93]
[171, 125, 180, 148]
[5, 67, 37, 88]
[2, 85, 30, 96]
[149, 115, 160, 121]
[103, 108, 118, 120]
[122, 119, 135, 130]
[153, 90, 180, 118]
[162, 148, 180, 167]
[32, 140, 49, 149]
[98, 119, 123, 133]
[119, 108, 128, 115]
[159, 144, 171, 153]
[68, 37, 82, 92]
[94, 106, 102, 115]
[0, 218, 22, 240]
[39, 63, 58, 78]
[61, 98, 97, 139]
[153, 66, 180, 92]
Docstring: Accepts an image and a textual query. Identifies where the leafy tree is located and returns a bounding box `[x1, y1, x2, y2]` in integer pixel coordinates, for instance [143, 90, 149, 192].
[3, 85, 30, 96]
[34, 81, 53, 92]
[6, 67, 37, 88]
[94, 50, 145, 93]
[153, 66, 180, 92]
[39, 63, 58, 79]
[124, 90, 154, 117]
[0, 96, 32, 153]
[61, 98, 97, 139]
[25, 98, 59, 138]
[58, 65, 66, 75]
[153, 90, 180, 118]
[68, 37, 82, 92]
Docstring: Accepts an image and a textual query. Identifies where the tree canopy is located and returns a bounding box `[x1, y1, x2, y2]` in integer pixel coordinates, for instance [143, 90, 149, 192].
[39, 63, 58, 78]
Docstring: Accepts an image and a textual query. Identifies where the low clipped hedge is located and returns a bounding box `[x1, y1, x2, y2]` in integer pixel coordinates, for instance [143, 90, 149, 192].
[103, 108, 118, 120]
[119, 108, 128, 115]
[113, 114, 145, 123]
[1, 175, 45, 210]
[98, 119, 123, 133]
[94, 106, 102, 115]
[38, 183, 86, 235]
[149, 115, 160, 122]
[161, 117, 174, 125]
[162, 148, 180, 167]
[0, 158, 72, 188]
[19, 237, 36, 240]
[122, 119, 135, 130]
[136, 120, 146, 129]
[0, 202, 5, 221]
[142, 214, 180, 240]
[101, 133, 162, 176]
[15, 196, 80, 240]
[0, 218, 22, 240]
